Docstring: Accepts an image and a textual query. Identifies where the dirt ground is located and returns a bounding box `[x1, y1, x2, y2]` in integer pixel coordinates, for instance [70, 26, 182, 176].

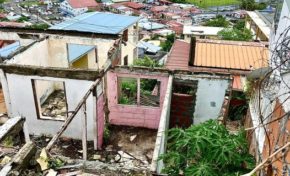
[104, 125, 157, 163]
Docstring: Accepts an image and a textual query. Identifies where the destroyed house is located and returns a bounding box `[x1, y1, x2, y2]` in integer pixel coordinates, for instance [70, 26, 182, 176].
[0, 29, 233, 174]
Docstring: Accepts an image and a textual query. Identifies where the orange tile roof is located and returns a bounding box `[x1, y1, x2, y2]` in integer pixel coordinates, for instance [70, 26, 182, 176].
[166, 39, 269, 72]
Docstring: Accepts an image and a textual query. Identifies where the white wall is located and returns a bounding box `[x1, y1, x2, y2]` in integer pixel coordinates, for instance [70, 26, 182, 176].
[2, 73, 101, 140]
[7, 39, 50, 66]
[174, 74, 230, 124]
[121, 26, 138, 65]
[194, 78, 230, 124]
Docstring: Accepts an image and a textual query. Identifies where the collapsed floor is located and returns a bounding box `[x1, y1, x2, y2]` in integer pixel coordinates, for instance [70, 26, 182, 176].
[0, 122, 156, 175]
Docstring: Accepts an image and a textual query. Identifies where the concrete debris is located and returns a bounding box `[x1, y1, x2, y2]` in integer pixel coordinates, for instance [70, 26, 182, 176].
[0, 156, 11, 165]
[46, 169, 57, 176]
[130, 135, 137, 142]
[93, 154, 101, 160]
[41, 90, 67, 118]
[105, 145, 113, 151]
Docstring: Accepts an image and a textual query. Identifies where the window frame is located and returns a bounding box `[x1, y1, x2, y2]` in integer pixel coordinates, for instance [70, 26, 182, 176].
[117, 76, 161, 108]
[31, 79, 68, 121]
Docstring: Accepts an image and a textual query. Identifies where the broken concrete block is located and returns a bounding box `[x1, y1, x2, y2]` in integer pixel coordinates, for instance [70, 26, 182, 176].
[130, 135, 137, 142]
[1, 156, 11, 165]
[46, 169, 57, 176]
[13, 141, 37, 171]
[37, 148, 49, 171]
[93, 155, 101, 160]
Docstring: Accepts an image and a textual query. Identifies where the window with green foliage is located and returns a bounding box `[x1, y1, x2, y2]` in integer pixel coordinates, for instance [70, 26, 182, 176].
[133, 56, 162, 67]
[118, 77, 160, 107]
[118, 78, 137, 105]
[159, 120, 255, 176]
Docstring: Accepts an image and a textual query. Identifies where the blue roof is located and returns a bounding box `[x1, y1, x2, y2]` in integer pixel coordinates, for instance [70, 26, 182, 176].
[137, 41, 161, 53]
[0, 42, 20, 58]
[50, 12, 140, 34]
[67, 44, 95, 63]
[139, 21, 166, 30]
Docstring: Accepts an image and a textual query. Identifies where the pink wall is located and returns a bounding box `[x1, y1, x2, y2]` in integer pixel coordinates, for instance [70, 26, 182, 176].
[97, 93, 105, 150]
[107, 71, 169, 129]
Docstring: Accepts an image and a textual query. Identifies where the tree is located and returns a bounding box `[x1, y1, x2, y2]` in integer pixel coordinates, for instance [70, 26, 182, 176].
[160, 34, 175, 51]
[133, 55, 161, 67]
[28, 23, 50, 30]
[159, 120, 255, 176]
[218, 28, 253, 41]
[240, 0, 267, 10]
[205, 15, 229, 28]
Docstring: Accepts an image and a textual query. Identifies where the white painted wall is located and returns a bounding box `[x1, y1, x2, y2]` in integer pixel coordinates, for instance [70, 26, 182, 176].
[7, 40, 50, 66]
[6, 36, 115, 69]
[194, 78, 230, 124]
[60, 0, 88, 16]
[174, 74, 230, 124]
[121, 26, 138, 65]
[1, 73, 101, 140]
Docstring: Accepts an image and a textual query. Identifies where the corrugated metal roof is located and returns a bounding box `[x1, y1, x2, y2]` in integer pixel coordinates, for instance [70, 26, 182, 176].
[68, 44, 95, 63]
[137, 41, 161, 53]
[68, 0, 98, 8]
[0, 41, 20, 58]
[194, 40, 269, 70]
[50, 12, 140, 34]
[166, 40, 190, 70]
[166, 39, 269, 71]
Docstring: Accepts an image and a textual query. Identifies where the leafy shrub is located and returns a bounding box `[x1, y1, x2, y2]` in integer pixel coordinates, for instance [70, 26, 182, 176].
[159, 120, 255, 176]
[205, 15, 229, 27]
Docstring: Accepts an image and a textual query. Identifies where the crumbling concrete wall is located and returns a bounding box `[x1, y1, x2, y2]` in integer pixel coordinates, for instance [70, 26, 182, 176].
[121, 25, 138, 65]
[1, 73, 102, 140]
[47, 36, 115, 69]
[106, 70, 169, 129]
[0, 31, 35, 46]
[7, 39, 50, 66]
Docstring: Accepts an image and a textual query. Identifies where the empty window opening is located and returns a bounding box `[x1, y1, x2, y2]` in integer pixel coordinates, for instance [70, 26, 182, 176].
[32, 80, 68, 121]
[140, 78, 160, 107]
[67, 43, 97, 69]
[124, 55, 128, 65]
[118, 77, 137, 105]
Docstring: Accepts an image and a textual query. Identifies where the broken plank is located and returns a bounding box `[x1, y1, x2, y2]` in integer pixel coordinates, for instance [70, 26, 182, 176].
[0, 116, 23, 142]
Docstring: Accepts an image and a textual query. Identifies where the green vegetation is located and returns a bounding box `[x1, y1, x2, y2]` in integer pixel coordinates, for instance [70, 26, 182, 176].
[240, 0, 267, 10]
[218, 19, 253, 41]
[159, 120, 255, 176]
[205, 15, 230, 27]
[29, 23, 50, 30]
[160, 34, 175, 52]
[20, 1, 40, 7]
[133, 56, 162, 68]
[17, 16, 29, 22]
[218, 28, 252, 41]
[118, 79, 137, 105]
[183, 0, 239, 8]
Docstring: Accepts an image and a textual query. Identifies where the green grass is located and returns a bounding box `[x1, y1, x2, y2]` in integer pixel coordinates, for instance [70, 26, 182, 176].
[186, 0, 240, 8]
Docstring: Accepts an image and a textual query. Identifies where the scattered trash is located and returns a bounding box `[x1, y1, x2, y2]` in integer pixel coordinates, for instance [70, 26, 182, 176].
[130, 135, 137, 142]
[37, 148, 49, 171]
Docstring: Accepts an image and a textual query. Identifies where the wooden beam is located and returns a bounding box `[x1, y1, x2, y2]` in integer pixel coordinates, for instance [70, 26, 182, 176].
[82, 103, 87, 160]
[45, 78, 102, 151]
[0, 64, 103, 81]
[0, 116, 24, 142]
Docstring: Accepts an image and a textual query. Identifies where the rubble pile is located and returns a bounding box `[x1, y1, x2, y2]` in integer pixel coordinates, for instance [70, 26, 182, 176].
[41, 90, 67, 118]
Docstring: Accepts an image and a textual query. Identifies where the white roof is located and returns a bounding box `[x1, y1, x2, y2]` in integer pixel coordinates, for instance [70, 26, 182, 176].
[246, 11, 270, 39]
[183, 26, 224, 36]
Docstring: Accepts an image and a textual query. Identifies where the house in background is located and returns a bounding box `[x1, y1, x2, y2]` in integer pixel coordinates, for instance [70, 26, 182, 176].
[245, 10, 274, 41]
[60, 0, 99, 16]
[50, 12, 140, 66]
[183, 26, 224, 42]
